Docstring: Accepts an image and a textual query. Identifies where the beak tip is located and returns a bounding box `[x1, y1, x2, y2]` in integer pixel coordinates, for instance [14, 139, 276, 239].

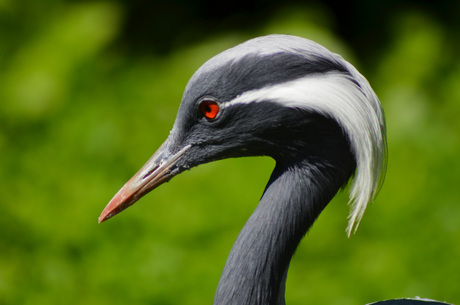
[98, 182, 134, 224]
[98, 214, 107, 224]
[98, 197, 121, 224]
[98, 209, 112, 223]
[98, 187, 136, 224]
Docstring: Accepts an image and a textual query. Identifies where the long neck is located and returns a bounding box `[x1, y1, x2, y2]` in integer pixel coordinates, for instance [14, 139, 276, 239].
[213, 157, 353, 305]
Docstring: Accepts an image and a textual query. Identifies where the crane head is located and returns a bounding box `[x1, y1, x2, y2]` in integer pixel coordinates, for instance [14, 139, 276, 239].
[99, 35, 387, 235]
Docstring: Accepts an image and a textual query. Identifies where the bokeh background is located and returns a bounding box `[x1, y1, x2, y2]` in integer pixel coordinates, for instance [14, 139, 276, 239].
[1, 0, 459, 304]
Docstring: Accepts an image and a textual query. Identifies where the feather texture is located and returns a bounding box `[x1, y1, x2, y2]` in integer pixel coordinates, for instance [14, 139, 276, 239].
[224, 72, 386, 235]
[185, 34, 387, 235]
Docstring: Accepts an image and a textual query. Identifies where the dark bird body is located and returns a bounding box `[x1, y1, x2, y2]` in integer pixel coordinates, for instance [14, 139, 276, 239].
[98, 35, 452, 305]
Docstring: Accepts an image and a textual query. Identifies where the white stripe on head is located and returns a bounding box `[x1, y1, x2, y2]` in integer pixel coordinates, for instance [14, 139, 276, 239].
[225, 71, 387, 236]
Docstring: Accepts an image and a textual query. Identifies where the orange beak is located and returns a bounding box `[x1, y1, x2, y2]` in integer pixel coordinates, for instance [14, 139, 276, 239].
[98, 142, 191, 223]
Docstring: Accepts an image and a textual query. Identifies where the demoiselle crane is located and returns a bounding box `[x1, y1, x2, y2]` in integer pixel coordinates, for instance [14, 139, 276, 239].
[99, 35, 452, 305]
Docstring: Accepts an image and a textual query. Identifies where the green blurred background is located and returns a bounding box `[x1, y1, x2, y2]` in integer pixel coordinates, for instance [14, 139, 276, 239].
[1, 0, 459, 304]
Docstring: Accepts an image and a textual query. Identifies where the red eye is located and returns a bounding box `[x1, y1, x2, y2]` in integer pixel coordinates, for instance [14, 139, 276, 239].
[199, 100, 220, 120]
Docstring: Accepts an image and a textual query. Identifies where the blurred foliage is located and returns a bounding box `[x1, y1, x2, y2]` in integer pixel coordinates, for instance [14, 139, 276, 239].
[0, 1, 459, 305]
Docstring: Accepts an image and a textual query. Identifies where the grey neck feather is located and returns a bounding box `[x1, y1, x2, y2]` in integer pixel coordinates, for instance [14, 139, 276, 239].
[213, 157, 353, 305]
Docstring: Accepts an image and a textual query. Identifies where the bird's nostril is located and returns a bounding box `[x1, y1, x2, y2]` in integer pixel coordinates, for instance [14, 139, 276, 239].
[142, 166, 159, 180]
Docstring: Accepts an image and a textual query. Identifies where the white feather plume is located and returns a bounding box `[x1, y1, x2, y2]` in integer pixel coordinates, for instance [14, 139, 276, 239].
[192, 34, 387, 236]
[226, 71, 386, 236]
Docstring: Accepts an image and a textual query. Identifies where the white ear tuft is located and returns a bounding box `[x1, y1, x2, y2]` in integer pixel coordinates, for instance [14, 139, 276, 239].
[227, 70, 387, 236]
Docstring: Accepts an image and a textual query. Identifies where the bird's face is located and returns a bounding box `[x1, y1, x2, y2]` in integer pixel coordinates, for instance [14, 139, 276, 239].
[99, 35, 386, 232]
[98, 88, 318, 223]
[99, 37, 345, 222]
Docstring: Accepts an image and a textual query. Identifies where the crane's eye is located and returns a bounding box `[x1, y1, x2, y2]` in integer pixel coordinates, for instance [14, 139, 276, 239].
[199, 100, 220, 120]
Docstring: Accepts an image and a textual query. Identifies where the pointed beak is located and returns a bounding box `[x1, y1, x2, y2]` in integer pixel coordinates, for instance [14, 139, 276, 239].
[98, 142, 191, 223]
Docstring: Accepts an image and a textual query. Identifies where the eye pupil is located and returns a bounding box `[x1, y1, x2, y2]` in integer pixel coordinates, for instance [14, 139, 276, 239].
[200, 100, 220, 120]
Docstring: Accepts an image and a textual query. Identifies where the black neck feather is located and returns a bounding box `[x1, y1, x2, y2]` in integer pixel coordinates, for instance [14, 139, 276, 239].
[214, 146, 355, 305]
